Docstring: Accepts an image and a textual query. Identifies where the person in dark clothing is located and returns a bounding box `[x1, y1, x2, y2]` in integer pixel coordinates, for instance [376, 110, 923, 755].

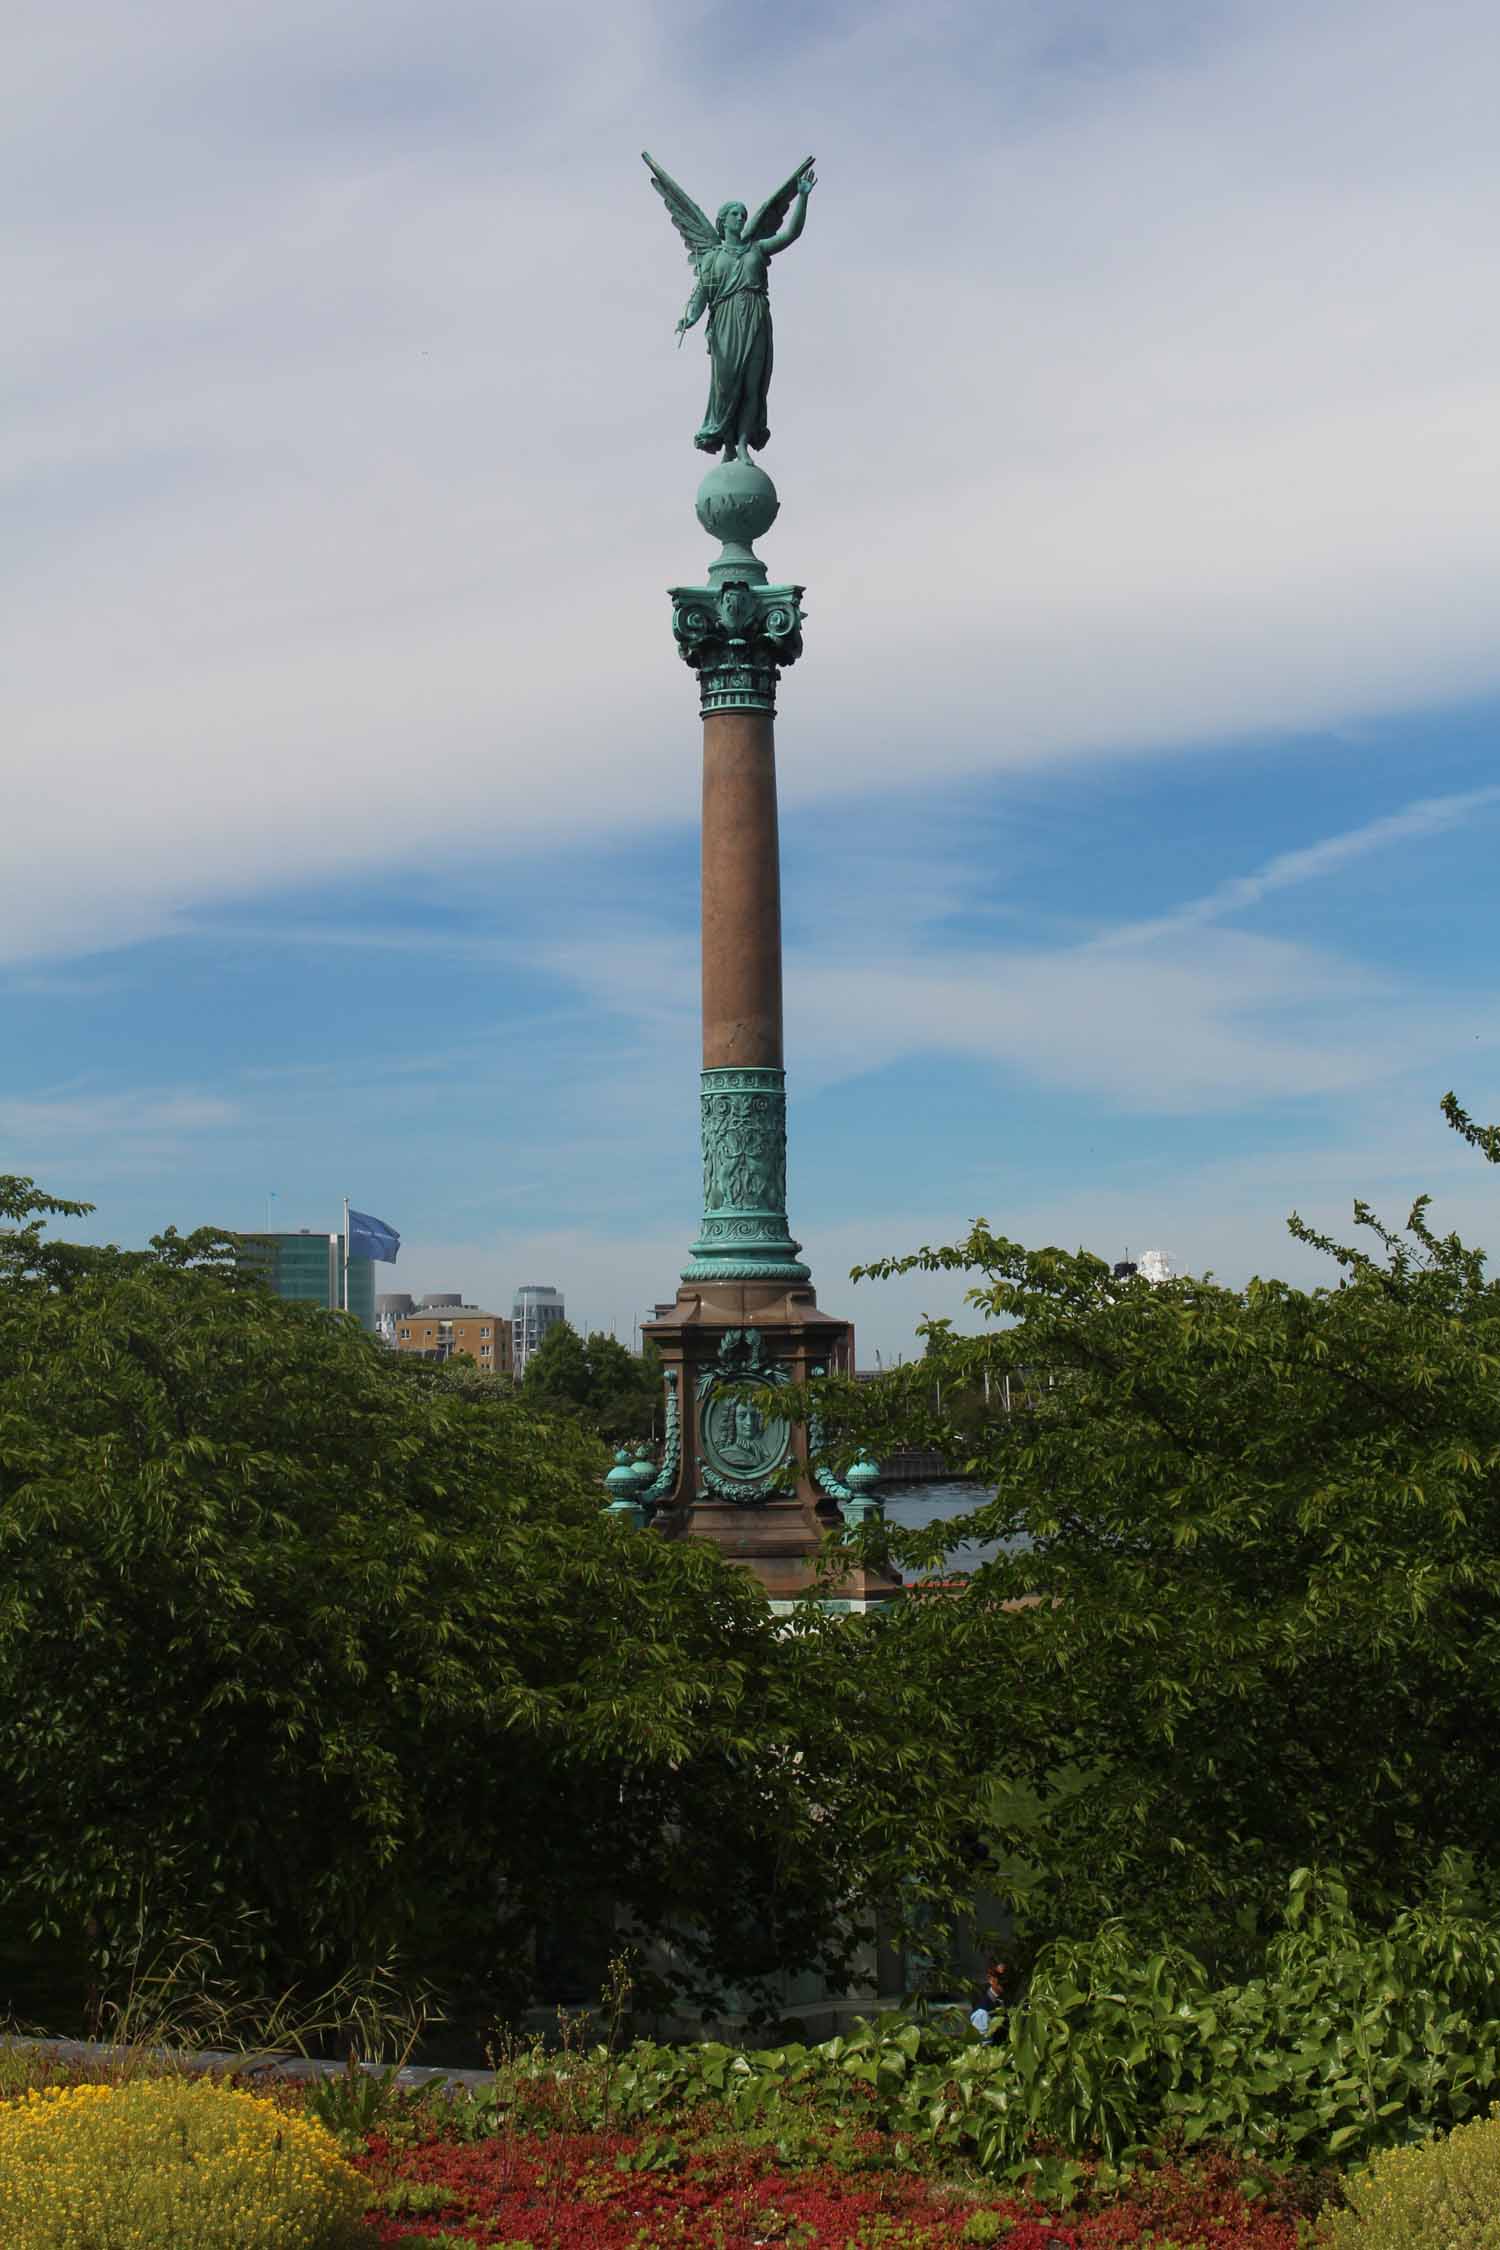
[969, 1959, 1008, 2039]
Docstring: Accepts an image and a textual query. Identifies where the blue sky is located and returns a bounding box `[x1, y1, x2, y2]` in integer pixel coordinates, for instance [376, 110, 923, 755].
[4, 0, 1499, 1358]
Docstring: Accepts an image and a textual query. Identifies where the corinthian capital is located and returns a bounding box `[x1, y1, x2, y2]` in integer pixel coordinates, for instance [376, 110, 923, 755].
[668, 580, 805, 715]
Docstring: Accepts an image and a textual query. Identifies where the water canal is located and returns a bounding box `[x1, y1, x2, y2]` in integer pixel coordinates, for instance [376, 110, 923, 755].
[878, 1478, 1021, 1573]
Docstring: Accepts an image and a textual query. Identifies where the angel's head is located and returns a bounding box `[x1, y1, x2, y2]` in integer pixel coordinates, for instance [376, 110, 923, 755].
[716, 200, 747, 243]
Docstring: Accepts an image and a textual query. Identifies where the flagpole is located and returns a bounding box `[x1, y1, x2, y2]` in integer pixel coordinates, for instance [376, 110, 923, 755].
[342, 1196, 350, 1314]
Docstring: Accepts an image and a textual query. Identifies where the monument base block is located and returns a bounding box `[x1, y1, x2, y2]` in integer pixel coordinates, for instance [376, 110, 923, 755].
[641, 1280, 902, 1608]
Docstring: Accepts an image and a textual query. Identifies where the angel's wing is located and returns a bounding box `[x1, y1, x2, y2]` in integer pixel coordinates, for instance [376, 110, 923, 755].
[746, 156, 815, 245]
[641, 151, 718, 260]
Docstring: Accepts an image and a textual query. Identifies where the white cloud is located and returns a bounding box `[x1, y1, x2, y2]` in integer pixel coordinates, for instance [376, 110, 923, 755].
[777, 779, 1500, 1111]
[0, 1089, 235, 1137]
[2, 0, 1499, 963]
[400, 1101, 1500, 1363]
[0, 1086, 238, 1181]
[1114, 786, 1500, 946]
[535, 779, 1500, 1113]
[787, 932, 1404, 1109]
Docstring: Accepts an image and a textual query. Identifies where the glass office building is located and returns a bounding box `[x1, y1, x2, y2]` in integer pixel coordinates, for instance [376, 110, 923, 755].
[512, 1283, 565, 1376]
[236, 1231, 376, 1332]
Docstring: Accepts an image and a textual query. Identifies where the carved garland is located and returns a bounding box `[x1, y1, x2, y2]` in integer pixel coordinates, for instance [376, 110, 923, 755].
[807, 1364, 854, 1503]
[639, 1370, 681, 1506]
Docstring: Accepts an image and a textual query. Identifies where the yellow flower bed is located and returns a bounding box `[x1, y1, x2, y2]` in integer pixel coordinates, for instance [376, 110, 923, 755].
[1320, 2105, 1500, 2249]
[0, 2076, 369, 2249]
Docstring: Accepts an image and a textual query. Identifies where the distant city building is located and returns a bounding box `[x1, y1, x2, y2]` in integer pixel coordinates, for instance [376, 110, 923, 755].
[1111, 1248, 1175, 1286]
[236, 1231, 375, 1332]
[375, 1292, 415, 1346]
[389, 1301, 513, 1376]
[512, 1284, 565, 1377]
[376, 1291, 463, 1342]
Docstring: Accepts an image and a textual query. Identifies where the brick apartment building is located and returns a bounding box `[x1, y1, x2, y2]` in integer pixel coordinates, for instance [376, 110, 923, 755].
[380, 1293, 514, 1376]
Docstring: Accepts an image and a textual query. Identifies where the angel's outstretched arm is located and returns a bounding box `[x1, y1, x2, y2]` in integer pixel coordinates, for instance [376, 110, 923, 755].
[676, 280, 708, 335]
[763, 167, 815, 257]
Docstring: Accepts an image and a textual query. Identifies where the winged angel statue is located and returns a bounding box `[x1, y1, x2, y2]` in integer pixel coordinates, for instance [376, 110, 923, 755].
[642, 152, 816, 460]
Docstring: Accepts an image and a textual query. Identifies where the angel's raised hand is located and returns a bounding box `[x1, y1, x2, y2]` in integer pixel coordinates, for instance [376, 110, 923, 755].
[798, 167, 817, 194]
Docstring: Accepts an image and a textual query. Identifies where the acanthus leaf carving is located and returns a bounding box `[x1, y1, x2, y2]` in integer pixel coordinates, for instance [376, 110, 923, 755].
[668, 579, 805, 715]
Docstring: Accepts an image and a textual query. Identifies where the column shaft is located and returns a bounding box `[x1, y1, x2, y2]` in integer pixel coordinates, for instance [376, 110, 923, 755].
[701, 709, 784, 1070]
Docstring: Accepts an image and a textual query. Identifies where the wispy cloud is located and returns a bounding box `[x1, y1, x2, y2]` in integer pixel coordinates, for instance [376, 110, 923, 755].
[1, 968, 134, 999]
[191, 921, 513, 961]
[786, 937, 1392, 1109]
[0, 1087, 237, 1172]
[3, 0, 1496, 1354]
[396, 1098, 1500, 1361]
[534, 779, 1498, 1113]
[1112, 785, 1500, 948]
[2, 0, 1500, 963]
[0, 1089, 234, 1135]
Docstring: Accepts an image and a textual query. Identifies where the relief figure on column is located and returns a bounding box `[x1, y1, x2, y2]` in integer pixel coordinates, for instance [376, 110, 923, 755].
[701, 1084, 787, 1214]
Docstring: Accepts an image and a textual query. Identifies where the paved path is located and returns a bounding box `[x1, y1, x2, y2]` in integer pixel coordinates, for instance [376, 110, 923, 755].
[4, 2034, 498, 2092]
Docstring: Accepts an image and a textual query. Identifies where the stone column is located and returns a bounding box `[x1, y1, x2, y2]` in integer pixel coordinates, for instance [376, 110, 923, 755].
[640, 456, 898, 1610]
[701, 707, 782, 1072]
[689, 705, 807, 1285]
[670, 463, 809, 1289]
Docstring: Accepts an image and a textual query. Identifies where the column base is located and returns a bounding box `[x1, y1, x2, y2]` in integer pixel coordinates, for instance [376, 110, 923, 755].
[681, 1253, 811, 1283]
[640, 1281, 903, 1608]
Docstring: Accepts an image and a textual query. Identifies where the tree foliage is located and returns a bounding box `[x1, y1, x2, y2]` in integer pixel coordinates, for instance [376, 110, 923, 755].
[0, 1182, 963, 2029]
[822, 1096, 1500, 1970]
[521, 1318, 665, 1441]
[520, 1315, 593, 1406]
[12, 1081, 1495, 2036]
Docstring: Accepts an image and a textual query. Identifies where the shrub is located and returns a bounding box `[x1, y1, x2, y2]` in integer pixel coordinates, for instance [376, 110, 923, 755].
[504, 1868, 1500, 2187]
[0, 1177, 970, 2027]
[0, 2076, 368, 2248]
[840, 1096, 1500, 1975]
[1318, 2104, 1500, 2247]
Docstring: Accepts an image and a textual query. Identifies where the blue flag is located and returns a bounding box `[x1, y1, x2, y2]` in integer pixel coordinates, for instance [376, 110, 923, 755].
[347, 1209, 400, 1263]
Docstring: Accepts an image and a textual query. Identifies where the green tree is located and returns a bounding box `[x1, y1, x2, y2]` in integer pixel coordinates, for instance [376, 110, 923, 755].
[521, 1320, 665, 1443]
[584, 1331, 666, 1443]
[826, 1095, 1500, 1972]
[519, 1317, 592, 1408]
[0, 1183, 967, 2030]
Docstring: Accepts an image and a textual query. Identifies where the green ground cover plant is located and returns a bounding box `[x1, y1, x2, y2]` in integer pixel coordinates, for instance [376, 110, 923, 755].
[28, 1991, 1500, 2249]
[387, 1866, 1491, 2189]
[0, 2047, 1314, 2247]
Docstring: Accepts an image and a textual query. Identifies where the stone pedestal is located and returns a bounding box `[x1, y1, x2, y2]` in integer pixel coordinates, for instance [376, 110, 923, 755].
[641, 1294, 856, 1605]
[640, 458, 900, 1611]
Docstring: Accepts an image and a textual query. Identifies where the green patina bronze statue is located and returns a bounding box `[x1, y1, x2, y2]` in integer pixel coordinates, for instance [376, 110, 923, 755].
[642, 151, 816, 460]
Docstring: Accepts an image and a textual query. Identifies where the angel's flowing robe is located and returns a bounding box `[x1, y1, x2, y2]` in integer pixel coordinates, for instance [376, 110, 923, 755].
[692, 243, 773, 456]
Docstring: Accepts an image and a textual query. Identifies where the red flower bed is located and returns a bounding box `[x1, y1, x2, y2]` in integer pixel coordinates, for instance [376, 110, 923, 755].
[1079, 2141, 1331, 2248]
[352, 2125, 1305, 2248]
